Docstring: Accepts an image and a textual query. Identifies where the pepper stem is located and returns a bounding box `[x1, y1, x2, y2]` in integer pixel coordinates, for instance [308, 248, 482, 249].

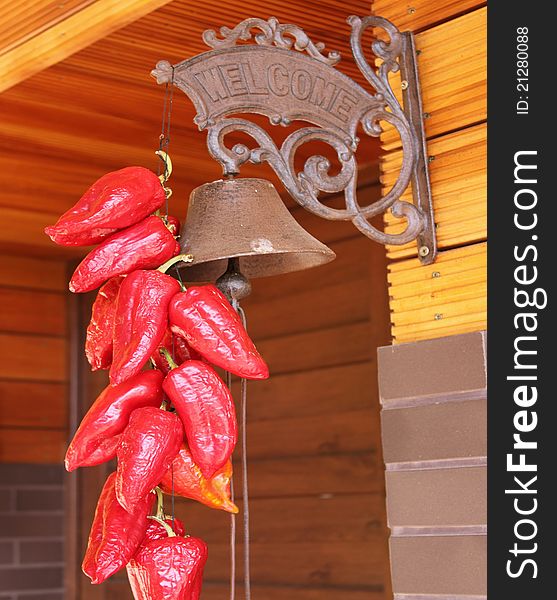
[147, 516, 177, 538]
[157, 253, 194, 274]
[154, 487, 165, 520]
[159, 347, 178, 370]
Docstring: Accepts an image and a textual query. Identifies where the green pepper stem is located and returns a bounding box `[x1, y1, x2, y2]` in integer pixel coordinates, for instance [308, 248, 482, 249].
[154, 487, 165, 520]
[159, 347, 178, 370]
[157, 253, 194, 274]
[147, 516, 177, 538]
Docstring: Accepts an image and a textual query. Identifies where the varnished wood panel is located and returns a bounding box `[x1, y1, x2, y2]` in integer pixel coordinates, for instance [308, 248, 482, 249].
[0, 332, 66, 381]
[106, 580, 384, 600]
[179, 494, 388, 544]
[258, 321, 374, 375]
[0, 0, 175, 92]
[0, 254, 67, 291]
[388, 243, 487, 343]
[0, 288, 66, 335]
[380, 8, 487, 149]
[373, 0, 484, 32]
[0, 1, 96, 54]
[0, 380, 66, 428]
[233, 362, 378, 421]
[0, 257, 69, 464]
[383, 124, 486, 258]
[0, 428, 66, 463]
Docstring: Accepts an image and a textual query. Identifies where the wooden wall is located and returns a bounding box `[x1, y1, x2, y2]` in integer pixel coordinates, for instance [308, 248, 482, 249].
[67, 178, 393, 600]
[373, 0, 487, 343]
[0, 254, 68, 463]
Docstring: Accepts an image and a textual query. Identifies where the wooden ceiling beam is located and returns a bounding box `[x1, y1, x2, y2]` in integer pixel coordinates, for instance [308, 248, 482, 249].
[0, 0, 173, 93]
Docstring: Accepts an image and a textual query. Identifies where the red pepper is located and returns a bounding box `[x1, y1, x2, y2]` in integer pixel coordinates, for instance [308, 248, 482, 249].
[169, 285, 268, 380]
[151, 330, 202, 374]
[143, 517, 186, 541]
[45, 167, 166, 246]
[82, 472, 155, 584]
[116, 407, 183, 513]
[162, 359, 237, 479]
[160, 444, 238, 513]
[110, 270, 182, 386]
[69, 216, 180, 293]
[85, 276, 123, 371]
[127, 534, 208, 600]
[65, 370, 164, 471]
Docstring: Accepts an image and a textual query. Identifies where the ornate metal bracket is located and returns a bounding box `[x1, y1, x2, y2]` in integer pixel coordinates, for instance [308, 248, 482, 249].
[152, 15, 437, 264]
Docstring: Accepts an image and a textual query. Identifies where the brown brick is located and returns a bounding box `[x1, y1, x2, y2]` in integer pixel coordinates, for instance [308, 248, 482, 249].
[15, 489, 63, 512]
[390, 535, 486, 595]
[17, 594, 64, 600]
[386, 466, 487, 529]
[0, 465, 63, 486]
[378, 331, 487, 408]
[0, 491, 13, 512]
[19, 540, 63, 564]
[381, 399, 487, 465]
[0, 515, 63, 538]
[0, 540, 14, 564]
[0, 566, 63, 590]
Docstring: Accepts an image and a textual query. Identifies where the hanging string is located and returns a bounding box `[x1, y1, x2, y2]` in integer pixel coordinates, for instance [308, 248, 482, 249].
[226, 370, 237, 600]
[157, 66, 175, 217]
[237, 304, 251, 600]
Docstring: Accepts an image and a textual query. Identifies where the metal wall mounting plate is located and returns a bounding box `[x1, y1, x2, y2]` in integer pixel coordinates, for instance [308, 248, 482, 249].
[152, 15, 437, 264]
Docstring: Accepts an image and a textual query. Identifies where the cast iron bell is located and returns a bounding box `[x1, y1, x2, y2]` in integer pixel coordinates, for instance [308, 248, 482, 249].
[177, 178, 336, 281]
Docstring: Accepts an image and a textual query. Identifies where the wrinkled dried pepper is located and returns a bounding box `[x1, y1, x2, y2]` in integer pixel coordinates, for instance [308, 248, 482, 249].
[69, 216, 180, 293]
[85, 276, 123, 371]
[46, 167, 166, 246]
[110, 270, 181, 386]
[162, 356, 237, 479]
[143, 516, 186, 542]
[116, 406, 183, 513]
[65, 370, 164, 471]
[169, 284, 268, 380]
[82, 472, 155, 584]
[151, 329, 201, 374]
[160, 444, 237, 513]
[127, 533, 208, 600]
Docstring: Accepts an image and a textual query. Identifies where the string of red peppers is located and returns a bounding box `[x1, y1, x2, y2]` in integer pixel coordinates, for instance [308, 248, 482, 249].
[45, 160, 268, 599]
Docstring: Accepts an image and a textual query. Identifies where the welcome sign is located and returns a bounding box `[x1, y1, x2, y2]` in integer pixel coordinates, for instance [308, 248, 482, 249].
[154, 45, 376, 136]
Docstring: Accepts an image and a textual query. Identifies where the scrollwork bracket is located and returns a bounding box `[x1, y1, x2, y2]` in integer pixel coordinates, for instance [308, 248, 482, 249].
[151, 15, 437, 264]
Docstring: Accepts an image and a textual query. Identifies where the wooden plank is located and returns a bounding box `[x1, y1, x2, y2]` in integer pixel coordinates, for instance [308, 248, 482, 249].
[379, 8, 486, 149]
[244, 409, 380, 459]
[257, 321, 374, 376]
[388, 244, 486, 343]
[0, 0, 174, 92]
[0, 332, 67, 381]
[372, 0, 484, 32]
[0, 0, 96, 55]
[233, 362, 379, 421]
[247, 236, 374, 304]
[0, 288, 67, 335]
[0, 381, 66, 428]
[0, 428, 66, 463]
[0, 207, 85, 258]
[105, 579, 385, 600]
[204, 541, 388, 587]
[235, 453, 382, 498]
[246, 277, 371, 341]
[383, 124, 486, 258]
[0, 254, 67, 291]
[176, 494, 388, 544]
[387, 242, 486, 283]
